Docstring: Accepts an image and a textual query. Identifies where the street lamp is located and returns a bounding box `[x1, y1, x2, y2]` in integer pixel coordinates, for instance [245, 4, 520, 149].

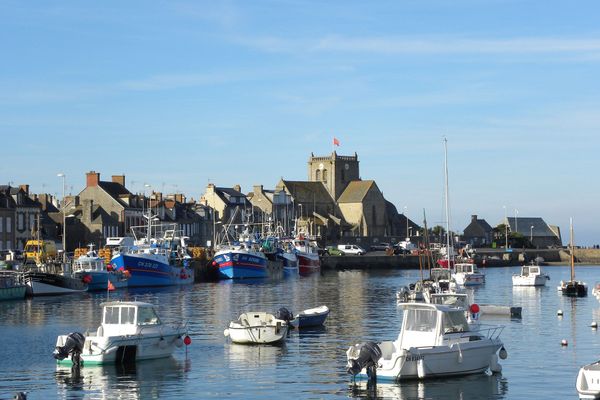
[514, 209, 519, 233]
[404, 206, 409, 240]
[530, 225, 534, 244]
[503, 205, 508, 249]
[57, 173, 66, 263]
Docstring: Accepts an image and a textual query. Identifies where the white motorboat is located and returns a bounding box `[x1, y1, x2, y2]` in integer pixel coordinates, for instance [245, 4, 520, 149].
[224, 312, 288, 344]
[577, 360, 600, 399]
[512, 264, 550, 287]
[346, 302, 506, 381]
[592, 282, 600, 301]
[53, 301, 188, 365]
[453, 262, 485, 286]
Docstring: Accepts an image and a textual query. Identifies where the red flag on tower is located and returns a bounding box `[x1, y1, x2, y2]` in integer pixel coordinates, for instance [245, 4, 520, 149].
[333, 137, 340, 146]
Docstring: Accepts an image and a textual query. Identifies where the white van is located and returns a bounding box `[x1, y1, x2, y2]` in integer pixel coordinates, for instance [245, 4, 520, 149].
[337, 244, 366, 255]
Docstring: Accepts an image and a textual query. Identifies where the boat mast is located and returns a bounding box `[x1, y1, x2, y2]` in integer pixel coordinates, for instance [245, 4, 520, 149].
[443, 138, 452, 265]
[570, 217, 574, 282]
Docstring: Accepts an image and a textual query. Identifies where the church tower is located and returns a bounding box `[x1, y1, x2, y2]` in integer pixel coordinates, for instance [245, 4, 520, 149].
[308, 152, 360, 200]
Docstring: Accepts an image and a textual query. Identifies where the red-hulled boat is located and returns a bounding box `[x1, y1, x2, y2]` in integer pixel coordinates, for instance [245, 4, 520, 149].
[293, 237, 320, 275]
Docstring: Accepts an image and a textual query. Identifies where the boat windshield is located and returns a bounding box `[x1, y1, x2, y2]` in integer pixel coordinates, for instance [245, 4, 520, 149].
[137, 307, 160, 325]
[404, 309, 437, 332]
[442, 311, 469, 333]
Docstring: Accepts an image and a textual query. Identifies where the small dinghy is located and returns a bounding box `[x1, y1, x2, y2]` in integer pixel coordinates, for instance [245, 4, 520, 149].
[577, 360, 600, 399]
[224, 312, 288, 344]
[290, 305, 329, 329]
[53, 301, 188, 366]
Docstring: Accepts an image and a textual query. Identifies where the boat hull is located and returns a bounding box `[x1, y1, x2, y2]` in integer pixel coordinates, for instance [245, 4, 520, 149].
[56, 330, 185, 365]
[512, 275, 548, 287]
[225, 324, 288, 344]
[454, 273, 485, 286]
[577, 362, 600, 399]
[278, 253, 299, 277]
[357, 340, 503, 381]
[214, 251, 268, 279]
[558, 281, 588, 297]
[0, 285, 27, 300]
[24, 272, 88, 296]
[111, 254, 194, 287]
[73, 271, 128, 291]
[291, 306, 329, 328]
[296, 252, 320, 275]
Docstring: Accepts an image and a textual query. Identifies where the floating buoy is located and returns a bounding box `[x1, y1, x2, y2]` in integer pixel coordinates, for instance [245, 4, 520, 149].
[592, 322, 598, 329]
[557, 310, 563, 316]
[499, 346, 508, 360]
[561, 339, 568, 346]
[184, 335, 192, 346]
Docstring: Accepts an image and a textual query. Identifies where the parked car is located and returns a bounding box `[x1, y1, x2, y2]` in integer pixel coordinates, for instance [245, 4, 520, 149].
[325, 246, 345, 256]
[337, 244, 366, 255]
[369, 242, 391, 251]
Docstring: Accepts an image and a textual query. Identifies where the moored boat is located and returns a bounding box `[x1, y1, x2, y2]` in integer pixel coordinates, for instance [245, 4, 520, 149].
[558, 218, 587, 297]
[512, 263, 550, 287]
[577, 360, 600, 399]
[214, 242, 269, 279]
[293, 237, 320, 275]
[224, 312, 288, 344]
[346, 302, 506, 381]
[453, 262, 485, 286]
[53, 301, 188, 365]
[0, 271, 27, 300]
[72, 245, 128, 291]
[290, 305, 329, 329]
[22, 263, 88, 296]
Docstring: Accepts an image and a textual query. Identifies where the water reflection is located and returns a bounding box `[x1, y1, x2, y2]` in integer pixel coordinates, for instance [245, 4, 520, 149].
[227, 343, 287, 367]
[55, 357, 187, 399]
[348, 373, 508, 399]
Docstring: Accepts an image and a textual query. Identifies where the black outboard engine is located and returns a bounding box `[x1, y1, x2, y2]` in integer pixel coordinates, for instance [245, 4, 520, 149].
[275, 307, 294, 323]
[53, 332, 85, 365]
[346, 342, 382, 380]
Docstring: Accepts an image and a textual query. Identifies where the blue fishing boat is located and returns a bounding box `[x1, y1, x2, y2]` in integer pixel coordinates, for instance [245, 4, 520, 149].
[213, 243, 268, 279]
[72, 245, 128, 291]
[109, 215, 194, 287]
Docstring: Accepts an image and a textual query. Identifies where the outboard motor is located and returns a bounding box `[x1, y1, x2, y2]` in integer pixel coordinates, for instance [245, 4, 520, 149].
[275, 307, 294, 323]
[346, 342, 382, 380]
[53, 332, 85, 365]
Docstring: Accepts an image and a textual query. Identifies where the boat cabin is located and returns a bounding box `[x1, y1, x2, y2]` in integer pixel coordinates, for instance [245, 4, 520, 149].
[429, 293, 469, 309]
[397, 303, 472, 349]
[73, 253, 105, 273]
[100, 301, 161, 336]
[455, 263, 478, 274]
[519, 265, 540, 276]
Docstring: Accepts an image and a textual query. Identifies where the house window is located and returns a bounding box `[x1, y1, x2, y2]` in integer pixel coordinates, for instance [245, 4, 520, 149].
[322, 169, 328, 184]
[316, 170, 321, 181]
[372, 205, 377, 224]
[341, 169, 346, 182]
[18, 214, 24, 231]
[0, 217, 3, 233]
[6, 217, 10, 233]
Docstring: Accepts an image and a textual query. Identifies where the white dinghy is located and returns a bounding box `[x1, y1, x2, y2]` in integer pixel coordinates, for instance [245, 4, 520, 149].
[53, 301, 188, 366]
[577, 360, 600, 399]
[346, 302, 506, 381]
[224, 312, 288, 344]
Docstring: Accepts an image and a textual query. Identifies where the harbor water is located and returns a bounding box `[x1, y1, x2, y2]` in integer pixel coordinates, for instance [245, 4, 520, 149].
[1, 265, 599, 399]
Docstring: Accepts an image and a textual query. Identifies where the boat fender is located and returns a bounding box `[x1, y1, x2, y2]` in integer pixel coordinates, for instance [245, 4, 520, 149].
[224, 329, 230, 337]
[175, 337, 184, 348]
[499, 346, 507, 360]
[489, 354, 502, 373]
[417, 358, 426, 378]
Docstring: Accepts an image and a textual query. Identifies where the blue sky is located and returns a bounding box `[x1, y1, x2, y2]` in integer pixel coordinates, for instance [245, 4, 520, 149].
[1, 1, 599, 245]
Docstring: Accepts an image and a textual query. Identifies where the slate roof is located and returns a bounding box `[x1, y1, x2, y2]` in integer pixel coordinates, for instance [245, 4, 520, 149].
[0, 186, 41, 208]
[463, 217, 493, 237]
[506, 217, 557, 237]
[279, 180, 334, 204]
[337, 180, 375, 203]
[215, 187, 250, 206]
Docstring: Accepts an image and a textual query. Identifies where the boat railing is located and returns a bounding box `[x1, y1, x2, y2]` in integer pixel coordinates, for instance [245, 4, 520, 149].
[470, 324, 504, 340]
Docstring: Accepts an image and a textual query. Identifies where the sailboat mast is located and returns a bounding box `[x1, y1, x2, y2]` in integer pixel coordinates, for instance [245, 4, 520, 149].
[570, 217, 574, 282]
[443, 138, 452, 264]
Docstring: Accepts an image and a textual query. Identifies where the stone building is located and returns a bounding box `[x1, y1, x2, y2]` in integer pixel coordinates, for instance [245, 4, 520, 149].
[462, 215, 493, 247]
[505, 216, 562, 248]
[0, 190, 16, 251]
[337, 180, 387, 237]
[0, 185, 41, 250]
[78, 171, 144, 237]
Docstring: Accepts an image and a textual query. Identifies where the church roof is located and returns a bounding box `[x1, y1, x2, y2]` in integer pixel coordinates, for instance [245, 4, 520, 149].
[337, 180, 375, 203]
[279, 180, 334, 204]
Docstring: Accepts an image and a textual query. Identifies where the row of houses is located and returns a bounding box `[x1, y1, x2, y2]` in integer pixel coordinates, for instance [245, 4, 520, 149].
[0, 151, 562, 253]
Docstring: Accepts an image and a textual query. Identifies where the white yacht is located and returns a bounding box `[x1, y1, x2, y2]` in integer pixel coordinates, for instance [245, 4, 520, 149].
[577, 360, 600, 399]
[53, 301, 188, 365]
[453, 262, 485, 286]
[346, 302, 506, 381]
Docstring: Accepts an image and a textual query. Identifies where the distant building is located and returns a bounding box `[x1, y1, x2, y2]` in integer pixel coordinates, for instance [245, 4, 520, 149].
[200, 184, 252, 245]
[0, 190, 16, 251]
[0, 185, 41, 250]
[504, 216, 562, 248]
[462, 215, 493, 247]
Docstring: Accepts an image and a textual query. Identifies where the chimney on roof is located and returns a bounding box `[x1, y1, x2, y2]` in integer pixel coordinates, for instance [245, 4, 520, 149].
[19, 184, 29, 195]
[233, 184, 241, 193]
[86, 171, 100, 187]
[253, 185, 263, 194]
[471, 215, 477, 222]
[112, 175, 125, 187]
